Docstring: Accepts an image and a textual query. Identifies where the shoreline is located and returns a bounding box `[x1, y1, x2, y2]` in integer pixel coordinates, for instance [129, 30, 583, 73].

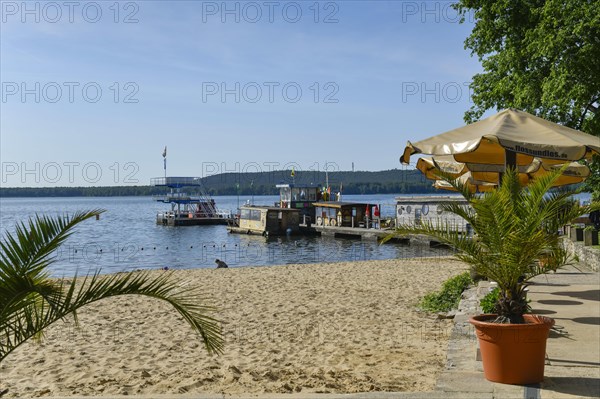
[2, 258, 468, 398]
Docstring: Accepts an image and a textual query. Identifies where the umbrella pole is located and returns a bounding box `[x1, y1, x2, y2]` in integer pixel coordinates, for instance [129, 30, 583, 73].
[500, 149, 517, 185]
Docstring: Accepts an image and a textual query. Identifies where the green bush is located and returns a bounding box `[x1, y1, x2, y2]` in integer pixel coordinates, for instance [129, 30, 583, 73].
[480, 287, 500, 314]
[420, 272, 473, 313]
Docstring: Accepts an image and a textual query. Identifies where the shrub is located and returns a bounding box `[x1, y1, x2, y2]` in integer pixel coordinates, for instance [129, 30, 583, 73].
[420, 272, 473, 312]
[480, 287, 500, 314]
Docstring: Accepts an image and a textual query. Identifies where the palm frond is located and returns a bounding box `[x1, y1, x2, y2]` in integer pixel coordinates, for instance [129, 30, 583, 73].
[0, 210, 104, 326]
[0, 211, 223, 363]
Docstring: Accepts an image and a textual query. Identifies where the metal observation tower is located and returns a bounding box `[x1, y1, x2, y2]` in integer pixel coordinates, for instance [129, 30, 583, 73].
[151, 176, 231, 226]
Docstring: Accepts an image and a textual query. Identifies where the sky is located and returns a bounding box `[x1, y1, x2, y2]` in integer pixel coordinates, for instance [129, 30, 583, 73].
[1, 0, 485, 187]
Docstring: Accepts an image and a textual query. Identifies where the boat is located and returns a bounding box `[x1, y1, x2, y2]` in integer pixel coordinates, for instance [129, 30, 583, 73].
[313, 201, 380, 228]
[151, 177, 232, 226]
[395, 195, 470, 233]
[228, 205, 301, 236]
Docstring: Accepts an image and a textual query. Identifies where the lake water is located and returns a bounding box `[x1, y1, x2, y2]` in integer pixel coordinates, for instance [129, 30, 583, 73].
[1, 191, 591, 277]
[0, 194, 458, 277]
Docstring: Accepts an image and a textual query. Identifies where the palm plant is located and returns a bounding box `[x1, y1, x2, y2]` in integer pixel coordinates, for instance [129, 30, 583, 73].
[0, 209, 223, 363]
[387, 167, 599, 324]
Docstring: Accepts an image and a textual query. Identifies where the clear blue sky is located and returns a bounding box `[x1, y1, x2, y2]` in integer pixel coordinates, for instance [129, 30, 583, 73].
[1, 1, 483, 187]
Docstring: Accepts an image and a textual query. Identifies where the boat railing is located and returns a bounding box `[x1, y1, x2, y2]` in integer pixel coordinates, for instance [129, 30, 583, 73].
[151, 177, 203, 187]
[216, 210, 233, 219]
[157, 209, 233, 220]
[153, 194, 211, 203]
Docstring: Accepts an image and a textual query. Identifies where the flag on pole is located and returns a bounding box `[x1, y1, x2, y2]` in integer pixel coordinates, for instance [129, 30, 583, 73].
[162, 146, 167, 158]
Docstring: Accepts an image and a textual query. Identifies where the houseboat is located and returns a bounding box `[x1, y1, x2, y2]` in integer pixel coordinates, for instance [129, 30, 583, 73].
[310, 201, 397, 241]
[152, 176, 232, 226]
[313, 201, 381, 228]
[395, 195, 470, 232]
[228, 206, 301, 236]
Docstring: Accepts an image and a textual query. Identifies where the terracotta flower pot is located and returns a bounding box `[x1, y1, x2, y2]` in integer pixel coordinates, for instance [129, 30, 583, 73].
[470, 314, 555, 384]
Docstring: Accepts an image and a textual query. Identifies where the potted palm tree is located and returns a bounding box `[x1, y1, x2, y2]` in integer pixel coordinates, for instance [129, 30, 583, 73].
[388, 167, 599, 384]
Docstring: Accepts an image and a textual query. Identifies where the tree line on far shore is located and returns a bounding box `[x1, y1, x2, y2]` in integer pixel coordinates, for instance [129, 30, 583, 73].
[0, 169, 438, 197]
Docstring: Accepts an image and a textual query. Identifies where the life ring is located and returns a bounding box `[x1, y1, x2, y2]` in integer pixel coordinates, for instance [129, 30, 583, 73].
[317, 216, 323, 226]
[329, 218, 337, 227]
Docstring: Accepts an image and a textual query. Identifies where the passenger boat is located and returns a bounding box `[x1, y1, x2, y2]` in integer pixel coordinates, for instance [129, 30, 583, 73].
[228, 205, 301, 236]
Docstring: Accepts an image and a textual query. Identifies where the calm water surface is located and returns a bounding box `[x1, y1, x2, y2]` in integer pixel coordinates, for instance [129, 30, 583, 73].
[6, 192, 589, 276]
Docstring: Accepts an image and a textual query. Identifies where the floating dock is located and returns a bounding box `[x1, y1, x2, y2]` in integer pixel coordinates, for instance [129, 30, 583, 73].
[312, 224, 393, 241]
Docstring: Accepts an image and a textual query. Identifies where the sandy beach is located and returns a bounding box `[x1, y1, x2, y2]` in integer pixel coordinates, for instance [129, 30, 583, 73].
[1, 258, 468, 398]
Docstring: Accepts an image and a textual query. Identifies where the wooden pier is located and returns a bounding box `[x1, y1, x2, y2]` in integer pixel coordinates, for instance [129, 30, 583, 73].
[310, 225, 459, 249]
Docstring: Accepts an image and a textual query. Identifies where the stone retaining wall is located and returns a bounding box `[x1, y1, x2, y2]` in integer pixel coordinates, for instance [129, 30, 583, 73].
[562, 237, 600, 271]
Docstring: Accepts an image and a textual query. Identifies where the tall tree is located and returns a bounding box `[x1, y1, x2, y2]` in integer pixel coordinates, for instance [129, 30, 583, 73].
[454, 0, 600, 198]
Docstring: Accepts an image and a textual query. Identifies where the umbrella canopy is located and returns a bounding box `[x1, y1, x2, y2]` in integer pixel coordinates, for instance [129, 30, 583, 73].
[402, 109, 600, 172]
[433, 172, 497, 193]
[415, 155, 469, 180]
[417, 156, 590, 192]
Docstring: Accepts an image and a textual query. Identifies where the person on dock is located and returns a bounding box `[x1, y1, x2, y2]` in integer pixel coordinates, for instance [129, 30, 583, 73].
[215, 259, 228, 268]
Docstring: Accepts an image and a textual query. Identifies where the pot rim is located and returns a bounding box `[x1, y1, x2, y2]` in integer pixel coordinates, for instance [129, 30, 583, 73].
[470, 313, 555, 328]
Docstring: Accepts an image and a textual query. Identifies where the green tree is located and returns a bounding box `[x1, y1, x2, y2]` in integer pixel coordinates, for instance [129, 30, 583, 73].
[0, 210, 223, 363]
[586, 157, 600, 201]
[454, 0, 600, 196]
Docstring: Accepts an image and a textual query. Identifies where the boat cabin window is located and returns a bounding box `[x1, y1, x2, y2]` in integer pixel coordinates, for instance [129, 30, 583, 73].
[241, 209, 251, 220]
[280, 187, 291, 202]
[240, 209, 261, 221]
[316, 206, 337, 218]
[291, 188, 301, 201]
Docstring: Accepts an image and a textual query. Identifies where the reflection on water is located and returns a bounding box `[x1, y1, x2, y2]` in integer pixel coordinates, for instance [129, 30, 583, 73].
[0, 194, 457, 276]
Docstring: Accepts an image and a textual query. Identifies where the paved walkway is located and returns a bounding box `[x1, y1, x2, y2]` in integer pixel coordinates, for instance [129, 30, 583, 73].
[437, 264, 600, 399]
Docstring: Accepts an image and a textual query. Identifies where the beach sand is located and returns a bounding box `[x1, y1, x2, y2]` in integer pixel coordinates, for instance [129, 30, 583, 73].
[1, 258, 468, 397]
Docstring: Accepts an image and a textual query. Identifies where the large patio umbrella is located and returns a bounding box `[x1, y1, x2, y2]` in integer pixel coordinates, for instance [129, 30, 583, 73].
[402, 109, 600, 184]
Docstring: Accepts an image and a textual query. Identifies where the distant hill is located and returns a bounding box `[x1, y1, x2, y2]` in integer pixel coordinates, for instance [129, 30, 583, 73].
[0, 169, 436, 197]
